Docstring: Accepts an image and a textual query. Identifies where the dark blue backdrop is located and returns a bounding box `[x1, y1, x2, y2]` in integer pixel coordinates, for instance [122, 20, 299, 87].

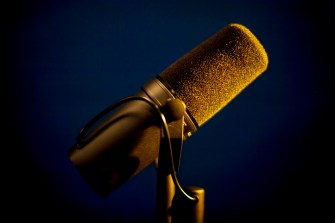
[4, 0, 334, 222]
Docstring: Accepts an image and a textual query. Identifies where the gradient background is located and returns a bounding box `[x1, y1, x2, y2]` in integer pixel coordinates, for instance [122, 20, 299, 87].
[3, 0, 334, 222]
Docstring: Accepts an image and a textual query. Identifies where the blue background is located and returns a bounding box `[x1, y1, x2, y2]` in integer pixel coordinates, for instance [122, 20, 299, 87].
[3, 0, 334, 222]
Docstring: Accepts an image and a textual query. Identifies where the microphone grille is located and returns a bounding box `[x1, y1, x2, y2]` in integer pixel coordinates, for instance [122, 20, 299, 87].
[159, 23, 269, 126]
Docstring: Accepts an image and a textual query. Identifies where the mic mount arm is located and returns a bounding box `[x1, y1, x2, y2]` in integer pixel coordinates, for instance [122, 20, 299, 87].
[156, 98, 205, 223]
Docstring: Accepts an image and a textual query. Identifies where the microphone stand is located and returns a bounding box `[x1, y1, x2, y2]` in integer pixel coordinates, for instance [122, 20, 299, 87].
[155, 114, 205, 223]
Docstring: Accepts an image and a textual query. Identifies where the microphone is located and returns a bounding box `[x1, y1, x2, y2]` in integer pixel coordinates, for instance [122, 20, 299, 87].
[68, 23, 268, 196]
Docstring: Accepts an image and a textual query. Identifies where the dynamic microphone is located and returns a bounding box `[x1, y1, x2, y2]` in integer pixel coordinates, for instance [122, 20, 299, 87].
[68, 23, 268, 196]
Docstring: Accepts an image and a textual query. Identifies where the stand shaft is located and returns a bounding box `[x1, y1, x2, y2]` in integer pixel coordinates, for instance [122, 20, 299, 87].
[156, 172, 175, 223]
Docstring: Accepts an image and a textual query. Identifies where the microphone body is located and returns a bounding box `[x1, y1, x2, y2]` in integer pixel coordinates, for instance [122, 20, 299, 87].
[69, 78, 195, 196]
[68, 23, 268, 196]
